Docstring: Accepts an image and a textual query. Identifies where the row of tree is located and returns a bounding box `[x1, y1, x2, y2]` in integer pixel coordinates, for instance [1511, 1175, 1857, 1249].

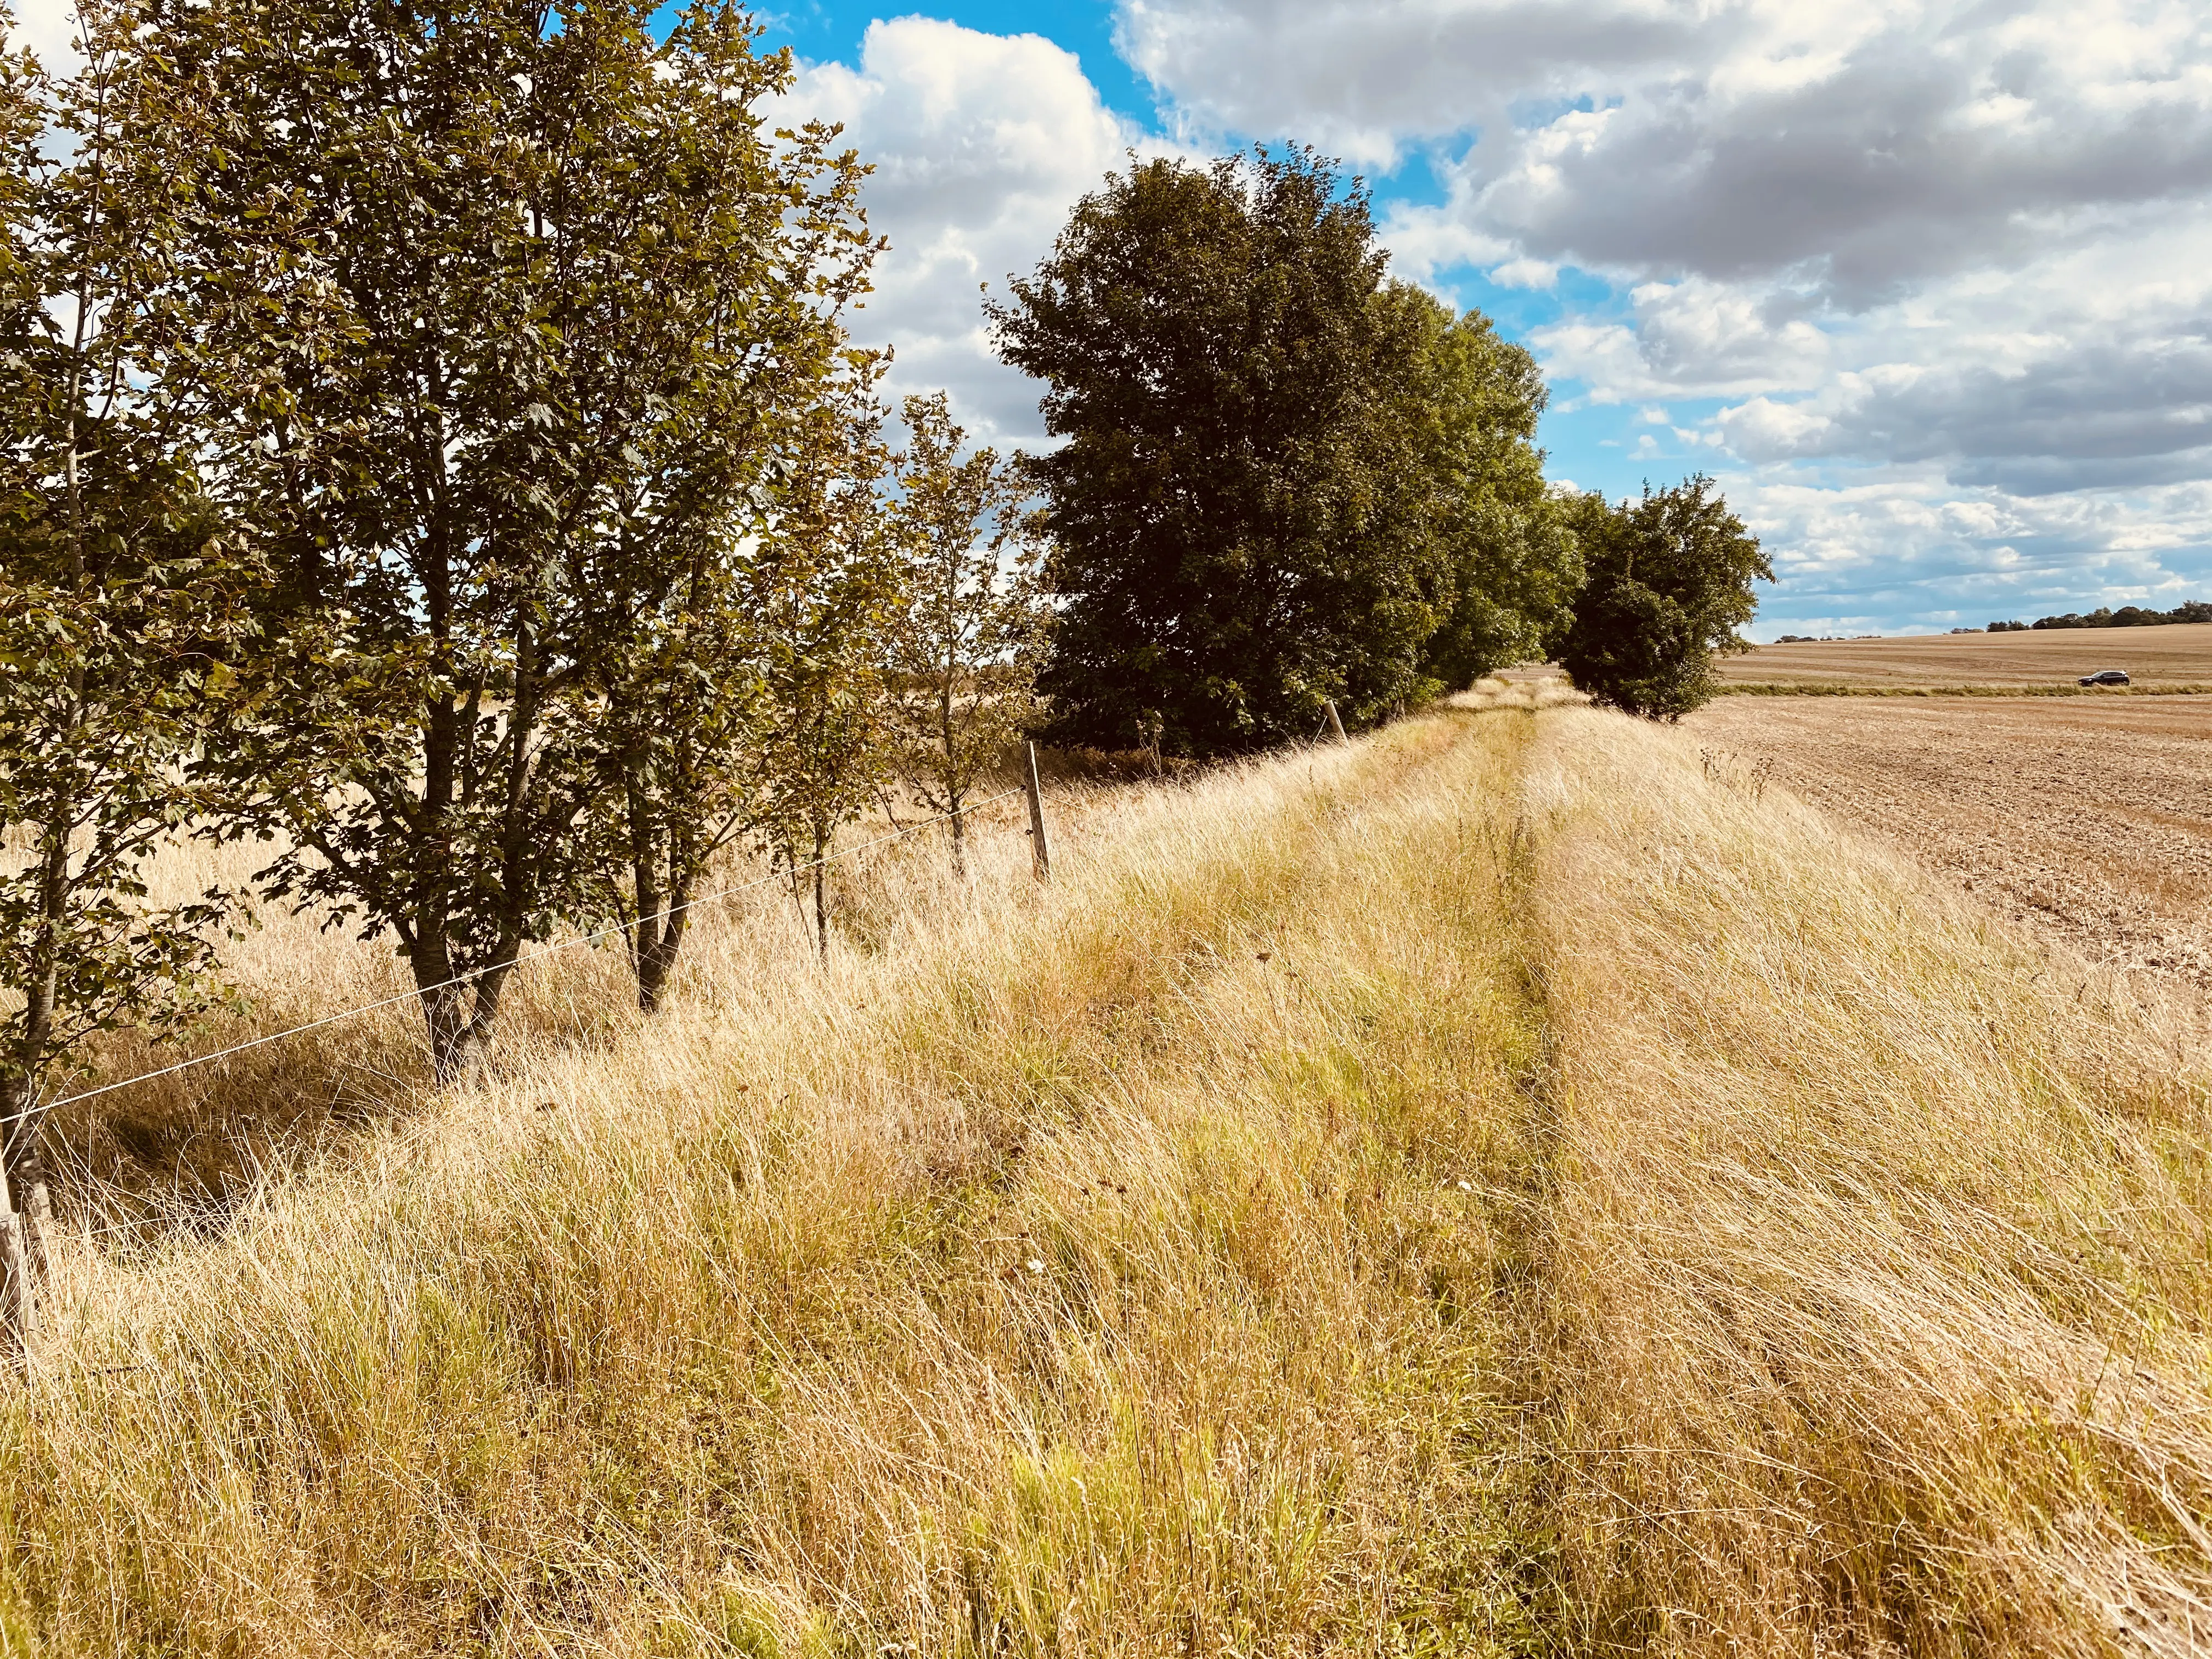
[0, 0, 1047, 1262]
[1988, 602, 2212, 631]
[988, 149, 1769, 750]
[1, 0, 1770, 1315]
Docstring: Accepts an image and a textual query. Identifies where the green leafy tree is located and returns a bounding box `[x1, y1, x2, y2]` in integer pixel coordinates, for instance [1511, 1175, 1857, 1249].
[1378, 282, 1581, 686]
[545, 13, 878, 1014]
[585, 356, 888, 1011]
[1556, 477, 1771, 720]
[172, 0, 868, 1075]
[992, 149, 1451, 757]
[757, 394, 900, 960]
[883, 392, 1049, 877]
[0, 0, 325, 1330]
[0, 529, 249, 1239]
[587, 560, 771, 1013]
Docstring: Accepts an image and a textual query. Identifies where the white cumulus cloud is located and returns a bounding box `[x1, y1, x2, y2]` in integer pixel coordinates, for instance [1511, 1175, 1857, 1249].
[776, 18, 1168, 448]
[1120, 0, 2212, 627]
[1724, 470, 2212, 631]
[1534, 276, 1832, 403]
[4, 0, 80, 67]
[1130, 0, 2212, 297]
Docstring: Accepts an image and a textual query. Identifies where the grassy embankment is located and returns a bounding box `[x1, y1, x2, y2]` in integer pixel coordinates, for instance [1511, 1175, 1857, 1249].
[2, 687, 1566, 1654]
[4, 681, 2211, 1653]
[1528, 709, 2212, 1653]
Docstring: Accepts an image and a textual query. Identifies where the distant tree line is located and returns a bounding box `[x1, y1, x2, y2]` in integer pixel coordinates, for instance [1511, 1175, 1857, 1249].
[0, 2, 1767, 1329]
[1985, 602, 2212, 631]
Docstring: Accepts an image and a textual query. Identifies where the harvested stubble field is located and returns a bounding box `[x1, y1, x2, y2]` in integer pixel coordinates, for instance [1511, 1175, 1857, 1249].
[1689, 693, 2212, 988]
[7, 679, 2212, 1656]
[1721, 619, 2212, 690]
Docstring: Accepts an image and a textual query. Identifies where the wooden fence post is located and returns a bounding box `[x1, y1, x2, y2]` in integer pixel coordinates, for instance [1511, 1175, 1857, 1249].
[0, 1167, 29, 1365]
[1325, 699, 1347, 742]
[1024, 742, 1052, 882]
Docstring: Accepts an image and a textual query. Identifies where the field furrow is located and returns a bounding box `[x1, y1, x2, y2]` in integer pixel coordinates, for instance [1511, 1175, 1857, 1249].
[1690, 694, 2212, 986]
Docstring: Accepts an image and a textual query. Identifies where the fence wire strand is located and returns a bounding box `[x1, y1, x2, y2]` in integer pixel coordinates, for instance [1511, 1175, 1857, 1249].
[24, 787, 1031, 1126]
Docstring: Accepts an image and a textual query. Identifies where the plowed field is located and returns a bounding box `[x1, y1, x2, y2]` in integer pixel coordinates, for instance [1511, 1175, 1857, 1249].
[1688, 694, 2212, 985]
[1722, 620, 2212, 687]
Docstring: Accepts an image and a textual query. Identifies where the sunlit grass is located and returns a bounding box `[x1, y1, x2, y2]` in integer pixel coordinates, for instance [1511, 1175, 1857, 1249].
[1528, 707, 2212, 1652]
[4, 707, 1558, 1655]
[10, 691, 2212, 1654]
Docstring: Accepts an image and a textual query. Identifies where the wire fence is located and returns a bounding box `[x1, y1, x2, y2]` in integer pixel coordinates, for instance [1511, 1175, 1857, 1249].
[21, 787, 1030, 1130]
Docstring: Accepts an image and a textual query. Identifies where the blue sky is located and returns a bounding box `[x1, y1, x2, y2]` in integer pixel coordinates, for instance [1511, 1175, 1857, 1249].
[767, 2, 1150, 117]
[748, 0, 2212, 638]
[757, 2, 1672, 522]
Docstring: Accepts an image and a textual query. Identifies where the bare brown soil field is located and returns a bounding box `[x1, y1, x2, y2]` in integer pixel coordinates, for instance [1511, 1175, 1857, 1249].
[1689, 693, 2212, 985]
[1721, 620, 2212, 687]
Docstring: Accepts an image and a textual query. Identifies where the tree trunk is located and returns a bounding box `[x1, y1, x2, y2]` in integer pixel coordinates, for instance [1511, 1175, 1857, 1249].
[410, 934, 517, 1087]
[622, 771, 695, 1014]
[624, 766, 663, 1010]
[636, 929, 673, 1013]
[0, 1206, 28, 1369]
[633, 872, 691, 1014]
[941, 674, 966, 881]
[812, 824, 830, 961]
[0, 820, 70, 1359]
[417, 979, 482, 1087]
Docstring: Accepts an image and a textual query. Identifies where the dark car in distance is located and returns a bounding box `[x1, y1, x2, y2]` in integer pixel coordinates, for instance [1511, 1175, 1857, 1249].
[2078, 669, 2131, 687]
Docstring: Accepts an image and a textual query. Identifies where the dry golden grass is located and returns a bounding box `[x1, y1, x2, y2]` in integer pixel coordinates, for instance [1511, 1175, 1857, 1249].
[1457, 677, 1590, 715]
[1528, 708, 2212, 1653]
[9, 689, 2212, 1654]
[2, 709, 1559, 1655]
[43, 789, 1036, 1212]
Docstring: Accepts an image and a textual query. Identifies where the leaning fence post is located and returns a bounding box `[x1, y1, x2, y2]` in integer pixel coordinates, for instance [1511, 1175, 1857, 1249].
[1024, 741, 1052, 882]
[1324, 699, 1347, 742]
